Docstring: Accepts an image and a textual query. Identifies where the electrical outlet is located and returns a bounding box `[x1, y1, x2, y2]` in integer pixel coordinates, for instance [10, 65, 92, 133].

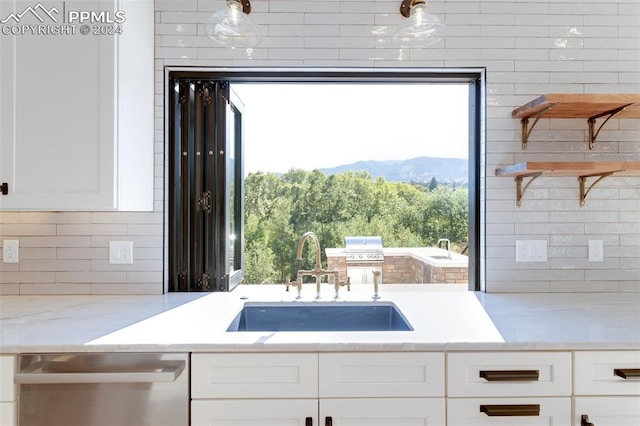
[109, 241, 133, 265]
[2, 240, 19, 263]
[588, 240, 604, 262]
[516, 240, 547, 262]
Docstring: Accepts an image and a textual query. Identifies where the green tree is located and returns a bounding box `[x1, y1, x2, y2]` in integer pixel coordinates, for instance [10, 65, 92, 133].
[242, 169, 468, 284]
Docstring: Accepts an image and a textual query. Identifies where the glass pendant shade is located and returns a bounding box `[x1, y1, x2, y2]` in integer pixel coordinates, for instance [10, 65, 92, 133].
[392, 2, 444, 48]
[205, 0, 262, 49]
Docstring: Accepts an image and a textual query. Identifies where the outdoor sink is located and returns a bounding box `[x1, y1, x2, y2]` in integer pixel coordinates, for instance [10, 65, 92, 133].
[226, 301, 413, 332]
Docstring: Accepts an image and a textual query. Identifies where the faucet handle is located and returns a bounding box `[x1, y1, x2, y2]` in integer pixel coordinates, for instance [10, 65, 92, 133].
[340, 277, 351, 291]
[286, 279, 302, 299]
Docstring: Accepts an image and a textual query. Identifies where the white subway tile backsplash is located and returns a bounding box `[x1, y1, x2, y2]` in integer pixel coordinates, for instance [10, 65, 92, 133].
[304, 13, 373, 25]
[550, 281, 620, 292]
[90, 283, 161, 295]
[56, 271, 127, 284]
[2, 0, 637, 295]
[271, 25, 339, 36]
[19, 283, 92, 295]
[271, 1, 340, 13]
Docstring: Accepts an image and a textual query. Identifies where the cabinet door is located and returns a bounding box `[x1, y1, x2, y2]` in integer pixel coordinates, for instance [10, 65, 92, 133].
[0, 1, 115, 210]
[447, 397, 571, 425]
[320, 398, 445, 425]
[191, 399, 318, 426]
[0, 356, 16, 426]
[0, 0, 153, 211]
[574, 397, 640, 426]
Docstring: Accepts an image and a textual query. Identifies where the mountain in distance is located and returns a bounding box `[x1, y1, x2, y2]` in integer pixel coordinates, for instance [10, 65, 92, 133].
[319, 156, 468, 185]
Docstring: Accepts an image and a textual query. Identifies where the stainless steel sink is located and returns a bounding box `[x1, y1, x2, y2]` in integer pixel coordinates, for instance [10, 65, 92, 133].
[226, 301, 413, 332]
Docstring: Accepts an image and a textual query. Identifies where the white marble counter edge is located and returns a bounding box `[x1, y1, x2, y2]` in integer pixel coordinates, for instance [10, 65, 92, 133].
[4, 341, 640, 354]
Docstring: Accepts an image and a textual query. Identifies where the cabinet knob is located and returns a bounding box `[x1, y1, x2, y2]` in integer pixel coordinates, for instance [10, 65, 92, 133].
[479, 369, 539, 381]
[1, 182, 7, 195]
[581, 414, 595, 426]
[614, 368, 640, 379]
[325, 416, 333, 426]
[480, 404, 540, 417]
[305, 416, 313, 426]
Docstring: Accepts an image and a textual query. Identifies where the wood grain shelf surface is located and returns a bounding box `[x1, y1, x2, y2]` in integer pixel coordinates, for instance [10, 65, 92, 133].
[495, 162, 640, 178]
[512, 94, 640, 119]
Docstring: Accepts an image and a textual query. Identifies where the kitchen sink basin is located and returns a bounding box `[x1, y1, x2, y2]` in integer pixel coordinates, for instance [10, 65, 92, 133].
[226, 301, 413, 332]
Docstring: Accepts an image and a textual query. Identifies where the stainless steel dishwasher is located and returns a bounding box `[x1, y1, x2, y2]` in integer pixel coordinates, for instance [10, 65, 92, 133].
[15, 353, 189, 426]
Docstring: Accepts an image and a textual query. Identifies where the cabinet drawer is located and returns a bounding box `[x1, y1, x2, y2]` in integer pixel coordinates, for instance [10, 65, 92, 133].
[448, 352, 571, 397]
[191, 353, 318, 399]
[574, 351, 640, 395]
[447, 397, 571, 425]
[0, 356, 16, 402]
[574, 396, 640, 426]
[319, 352, 444, 398]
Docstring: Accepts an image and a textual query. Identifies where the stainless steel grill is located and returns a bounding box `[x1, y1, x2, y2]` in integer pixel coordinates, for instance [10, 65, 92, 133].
[344, 236, 384, 262]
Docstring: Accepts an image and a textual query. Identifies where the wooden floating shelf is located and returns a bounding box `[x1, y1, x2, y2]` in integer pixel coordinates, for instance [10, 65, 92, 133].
[512, 94, 640, 150]
[495, 162, 640, 207]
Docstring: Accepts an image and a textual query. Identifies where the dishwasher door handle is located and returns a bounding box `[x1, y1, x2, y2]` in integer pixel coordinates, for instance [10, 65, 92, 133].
[14, 360, 186, 384]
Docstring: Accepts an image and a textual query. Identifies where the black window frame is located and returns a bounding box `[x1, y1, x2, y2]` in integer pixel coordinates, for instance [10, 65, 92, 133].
[165, 67, 485, 292]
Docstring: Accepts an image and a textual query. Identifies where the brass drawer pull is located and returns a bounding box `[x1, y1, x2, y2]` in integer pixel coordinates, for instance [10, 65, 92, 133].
[614, 368, 640, 379]
[479, 370, 540, 381]
[480, 404, 540, 417]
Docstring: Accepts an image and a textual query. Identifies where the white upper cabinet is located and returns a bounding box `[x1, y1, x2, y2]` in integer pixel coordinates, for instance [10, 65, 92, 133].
[0, 0, 153, 211]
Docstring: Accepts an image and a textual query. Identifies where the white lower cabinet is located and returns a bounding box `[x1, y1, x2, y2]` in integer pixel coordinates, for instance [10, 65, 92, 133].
[191, 350, 640, 426]
[191, 352, 445, 425]
[192, 398, 445, 426]
[0, 355, 17, 426]
[573, 351, 640, 426]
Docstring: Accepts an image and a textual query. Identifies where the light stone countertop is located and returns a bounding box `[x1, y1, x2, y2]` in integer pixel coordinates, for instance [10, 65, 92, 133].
[0, 285, 639, 353]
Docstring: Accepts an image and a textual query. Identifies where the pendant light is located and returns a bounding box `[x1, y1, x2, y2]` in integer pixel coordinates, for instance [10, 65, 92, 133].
[204, 0, 262, 49]
[392, 0, 444, 48]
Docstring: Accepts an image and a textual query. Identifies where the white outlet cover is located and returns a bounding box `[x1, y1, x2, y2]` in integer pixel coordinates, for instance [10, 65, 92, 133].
[109, 241, 133, 265]
[516, 240, 548, 263]
[588, 240, 604, 262]
[2, 240, 19, 263]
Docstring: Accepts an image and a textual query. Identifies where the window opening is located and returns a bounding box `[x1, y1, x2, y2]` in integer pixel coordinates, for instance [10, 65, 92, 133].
[167, 70, 482, 292]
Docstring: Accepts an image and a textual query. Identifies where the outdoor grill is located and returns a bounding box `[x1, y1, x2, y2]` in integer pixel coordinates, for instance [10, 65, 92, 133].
[344, 236, 384, 263]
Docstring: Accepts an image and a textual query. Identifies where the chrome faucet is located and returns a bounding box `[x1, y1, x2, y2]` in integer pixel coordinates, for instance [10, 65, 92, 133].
[291, 231, 342, 299]
[437, 238, 451, 258]
[372, 270, 381, 299]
